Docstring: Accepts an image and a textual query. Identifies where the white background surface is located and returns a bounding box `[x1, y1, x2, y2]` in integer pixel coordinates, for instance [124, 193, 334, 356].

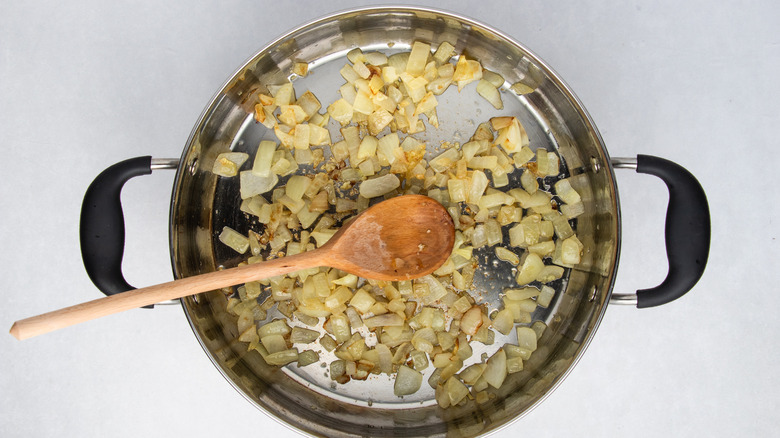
[1, 1, 777, 437]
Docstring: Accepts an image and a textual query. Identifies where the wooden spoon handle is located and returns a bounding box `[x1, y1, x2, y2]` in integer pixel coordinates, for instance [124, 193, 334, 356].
[10, 249, 328, 340]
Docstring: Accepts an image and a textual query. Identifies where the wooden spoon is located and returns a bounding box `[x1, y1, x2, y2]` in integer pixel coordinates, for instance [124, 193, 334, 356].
[10, 195, 455, 340]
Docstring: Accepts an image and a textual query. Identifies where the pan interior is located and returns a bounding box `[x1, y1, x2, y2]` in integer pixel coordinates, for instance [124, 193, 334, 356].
[170, 7, 619, 438]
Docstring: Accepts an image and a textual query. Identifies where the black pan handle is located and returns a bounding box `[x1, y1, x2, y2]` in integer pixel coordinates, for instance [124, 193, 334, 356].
[611, 155, 711, 308]
[80, 156, 177, 306]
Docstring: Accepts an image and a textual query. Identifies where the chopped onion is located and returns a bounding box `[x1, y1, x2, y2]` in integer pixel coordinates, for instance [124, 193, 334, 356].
[363, 313, 404, 328]
[491, 308, 515, 335]
[265, 349, 299, 366]
[394, 365, 423, 397]
[460, 306, 484, 335]
[218, 226, 249, 254]
[537, 286, 555, 308]
[505, 287, 540, 301]
[476, 79, 503, 110]
[483, 349, 507, 389]
[297, 350, 319, 367]
[290, 326, 319, 344]
[359, 173, 400, 198]
[223, 41, 590, 405]
[239, 171, 278, 199]
[516, 253, 545, 285]
[212, 152, 248, 177]
[516, 326, 538, 352]
[444, 376, 469, 406]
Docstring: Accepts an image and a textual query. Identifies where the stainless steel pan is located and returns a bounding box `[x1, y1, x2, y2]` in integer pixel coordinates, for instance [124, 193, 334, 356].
[78, 6, 710, 437]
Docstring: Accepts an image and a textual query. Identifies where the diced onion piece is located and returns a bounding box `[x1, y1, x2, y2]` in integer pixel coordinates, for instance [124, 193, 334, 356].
[292, 62, 309, 77]
[491, 308, 515, 335]
[330, 359, 346, 381]
[550, 214, 575, 239]
[434, 381, 450, 408]
[444, 376, 469, 406]
[290, 326, 319, 344]
[352, 60, 371, 79]
[513, 146, 535, 166]
[411, 327, 437, 353]
[414, 91, 438, 116]
[447, 178, 467, 203]
[458, 363, 485, 385]
[433, 41, 455, 65]
[555, 178, 582, 205]
[273, 83, 295, 107]
[327, 98, 354, 125]
[432, 352, 454, 368]
[510, 80, 536, 95]
[252, 141, 277, 177]
[546, 152, 560, 176]
[219, 227, 249, 254]
[516, 253, 545, 285]
[308, 124, 330, 146]
[437, 331, 456, 351]
[504, 344, 532, 360]
[476, 79, 503, 110]
[285, 175, 311, 201]
[460, 306, 484, 335]
[297, 350, 319, 367]
[347, 48, 364, 63]
[212, 152, 249, 177]
[258, 319, 291, 338]
[363, 51, 387, 66]
[427, 77, 453, 95]
[356, 135, 378, 162]
[536, 265, 564, 283]
[240, 171, 278, 199]
[560, 202, 585, 219]
[531, 320, 547, 339]
[505, 287, 540, 301]
[320, 334, 337, 352]
[278, 104, 308, 127]
[340, 63, 361, 83]
[404, 349, 426, 371]
[359, 174, 401, 198]
[328, 314, 352, 343]
[416, 275, 448, 305]
[528, 240, 556, 257]
[506, 356, 524, 374]
[537, 285, 555, 308]
[265, 349, 299, 366]
[430, 148, 459, 173]
[535, 148, 550, 176]
[483, 349, 507, 389]
[405, 76, 429, 103]
[349, 288, 376, 314]
[352, 88, 374, 115]
[485, 219, 502, 246]
[469, 155, 498, 171]
[516, 326, 538, 352]
[452, 56, 483, 91]
[293, 311, 319, 327]
[493, 117, 529, 154]
[560, 235, 583, 265]
[520, 170, 538, 194]
[406, 41, 431, 76]
[363, 313, 404, 329]
[482, 69, 505, 88]
[368, 109, 394, 136]
[468, 170, 489, 204]
[238, 325, 259, 343]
